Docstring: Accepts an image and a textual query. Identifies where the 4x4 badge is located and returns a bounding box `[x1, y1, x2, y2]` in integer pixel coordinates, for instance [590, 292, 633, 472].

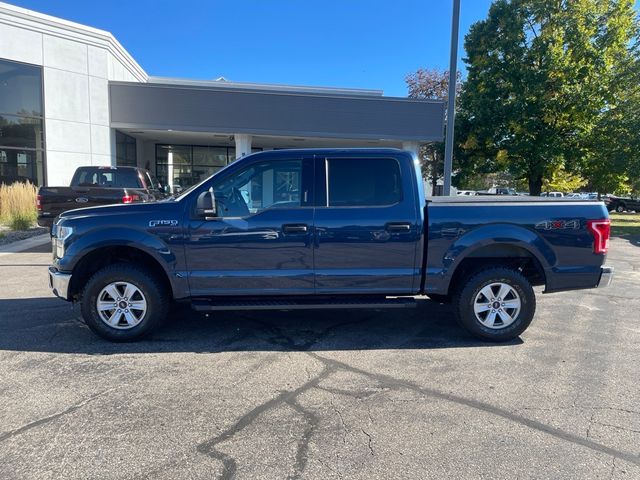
[535, 219, 580, 230]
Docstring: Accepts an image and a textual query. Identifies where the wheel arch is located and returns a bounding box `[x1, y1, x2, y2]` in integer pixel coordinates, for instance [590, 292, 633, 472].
[68, 245, 174, 301]
[439, 224, 553, 294]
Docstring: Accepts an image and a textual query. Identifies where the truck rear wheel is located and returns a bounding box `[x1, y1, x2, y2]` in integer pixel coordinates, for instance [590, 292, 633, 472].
[80, 263, 168, 342]
[454, 267, 535, 342]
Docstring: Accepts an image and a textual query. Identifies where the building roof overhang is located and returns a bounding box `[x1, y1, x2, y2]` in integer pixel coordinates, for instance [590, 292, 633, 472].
[109, 81, 445, 143]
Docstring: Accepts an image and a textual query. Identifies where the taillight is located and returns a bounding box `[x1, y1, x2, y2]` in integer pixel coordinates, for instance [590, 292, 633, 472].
[36, 194, 42, 211]
[586, 219, 610, 254]
[122, 194, 140, 204]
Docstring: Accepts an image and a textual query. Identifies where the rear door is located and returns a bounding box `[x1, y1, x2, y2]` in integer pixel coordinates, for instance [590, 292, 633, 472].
[312, 154, 421, 294]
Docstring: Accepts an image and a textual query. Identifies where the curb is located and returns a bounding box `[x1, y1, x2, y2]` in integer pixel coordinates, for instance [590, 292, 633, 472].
[0, 234, 51, 255]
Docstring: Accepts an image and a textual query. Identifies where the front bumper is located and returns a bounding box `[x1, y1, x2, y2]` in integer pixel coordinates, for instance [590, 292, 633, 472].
[597, 266, 614, 288]
[48, 267, 72, 300]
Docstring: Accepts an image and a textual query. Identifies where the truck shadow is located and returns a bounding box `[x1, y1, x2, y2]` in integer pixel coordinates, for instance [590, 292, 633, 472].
[0, 297, 522, 355]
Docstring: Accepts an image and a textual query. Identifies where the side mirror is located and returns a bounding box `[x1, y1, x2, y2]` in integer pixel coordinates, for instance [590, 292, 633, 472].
[196, 187, 217, 218]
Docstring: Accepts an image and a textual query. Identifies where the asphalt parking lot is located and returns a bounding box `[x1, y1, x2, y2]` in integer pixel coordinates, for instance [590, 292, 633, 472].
[1, 237, 639, 480]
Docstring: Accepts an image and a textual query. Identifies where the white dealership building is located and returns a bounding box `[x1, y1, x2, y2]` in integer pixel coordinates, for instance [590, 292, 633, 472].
[0, 2, 444, 190]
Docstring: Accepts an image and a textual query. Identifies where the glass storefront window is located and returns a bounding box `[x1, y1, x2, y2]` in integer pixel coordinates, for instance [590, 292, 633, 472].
[0, 148, 44, 185]
[156, 144, 246, 193]
[0, 58, 45, 185]
[0, 115, 44, 149]
[193, 146, 227, 167]
[0, 60, 43, 117]
[115, 131, 137, 167]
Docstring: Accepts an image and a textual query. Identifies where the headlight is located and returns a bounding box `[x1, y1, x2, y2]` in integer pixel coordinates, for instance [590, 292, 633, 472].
[57, 225, 73, 242]
[55, 225, 73, 258]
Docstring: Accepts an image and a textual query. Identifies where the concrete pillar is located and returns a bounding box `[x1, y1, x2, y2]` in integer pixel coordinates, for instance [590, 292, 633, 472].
[167, 151, 174, 193]
[402, 141, 421, 158]
[234, 134, 252, 160]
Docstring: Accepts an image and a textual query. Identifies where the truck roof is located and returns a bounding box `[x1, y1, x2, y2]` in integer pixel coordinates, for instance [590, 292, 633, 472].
[245, 148, 408, 158]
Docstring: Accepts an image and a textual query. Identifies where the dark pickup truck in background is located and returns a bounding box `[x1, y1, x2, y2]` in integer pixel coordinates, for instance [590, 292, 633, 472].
[47, 149, 613, 342]
[37, 166, 167, 228]
[605, 195, 640, 213]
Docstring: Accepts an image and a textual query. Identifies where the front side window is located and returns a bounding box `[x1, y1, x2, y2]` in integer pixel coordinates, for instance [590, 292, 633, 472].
[209, 160, 310, 218]
[327, 158, 402, 207]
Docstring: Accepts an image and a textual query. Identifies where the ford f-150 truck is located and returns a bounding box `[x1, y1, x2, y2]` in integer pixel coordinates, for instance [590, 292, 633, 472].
[47, 149, 613, 342]
[37, 166, 167, 228]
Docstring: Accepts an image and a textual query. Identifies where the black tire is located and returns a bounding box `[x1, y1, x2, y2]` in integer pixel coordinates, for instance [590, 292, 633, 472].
[453, 267, 535, 342]
[80, 263, 168, 342]
[616, 204, 626, 213]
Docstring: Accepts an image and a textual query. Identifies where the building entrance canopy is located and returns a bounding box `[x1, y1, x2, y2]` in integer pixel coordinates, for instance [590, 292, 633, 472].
[109, 81, 445, 143]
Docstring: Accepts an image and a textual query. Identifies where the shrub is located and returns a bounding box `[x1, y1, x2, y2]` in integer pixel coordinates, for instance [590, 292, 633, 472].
[0, 182, 38, 231]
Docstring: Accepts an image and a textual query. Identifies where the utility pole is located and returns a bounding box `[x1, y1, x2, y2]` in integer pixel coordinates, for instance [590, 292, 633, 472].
[443, 0, 460, 196]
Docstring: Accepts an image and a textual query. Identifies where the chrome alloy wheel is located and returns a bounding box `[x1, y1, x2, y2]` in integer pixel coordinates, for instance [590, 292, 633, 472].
[473, 282, 521, 329]
[96, 282, 147, 330]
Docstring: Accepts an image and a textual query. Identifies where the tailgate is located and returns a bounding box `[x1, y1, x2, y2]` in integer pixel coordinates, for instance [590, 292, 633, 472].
[38, 186, 126, 218]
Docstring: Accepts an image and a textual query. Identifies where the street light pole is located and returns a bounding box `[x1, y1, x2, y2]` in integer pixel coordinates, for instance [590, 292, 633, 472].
[443, 0, 460, 196]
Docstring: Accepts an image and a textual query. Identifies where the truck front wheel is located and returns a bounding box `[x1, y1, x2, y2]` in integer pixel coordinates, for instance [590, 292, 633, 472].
[454, 267, 535, 342]
[80, 264, 168, 342]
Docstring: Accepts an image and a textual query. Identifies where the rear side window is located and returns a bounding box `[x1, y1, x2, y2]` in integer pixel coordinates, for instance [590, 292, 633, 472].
[74, 169, 114, 187]
[115, 169, 141, 188]
[327, 158, 402, 207]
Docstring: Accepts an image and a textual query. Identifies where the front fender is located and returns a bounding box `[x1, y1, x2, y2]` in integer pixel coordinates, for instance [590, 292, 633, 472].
[57, 227, 176, 275]
[427, 223, 555, 294]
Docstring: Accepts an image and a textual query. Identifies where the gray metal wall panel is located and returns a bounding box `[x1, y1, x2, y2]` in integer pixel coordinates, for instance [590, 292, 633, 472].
[109, 83, 445, 142]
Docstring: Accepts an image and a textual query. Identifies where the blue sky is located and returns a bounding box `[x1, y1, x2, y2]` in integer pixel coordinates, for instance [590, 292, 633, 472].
[8, 1, 640, 97]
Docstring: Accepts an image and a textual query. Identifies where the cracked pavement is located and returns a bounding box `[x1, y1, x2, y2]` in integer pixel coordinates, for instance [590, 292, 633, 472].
[0, 237, 639, 479]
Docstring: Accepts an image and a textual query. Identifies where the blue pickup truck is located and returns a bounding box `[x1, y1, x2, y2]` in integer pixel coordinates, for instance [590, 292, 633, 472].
[47, 149, 613, 342]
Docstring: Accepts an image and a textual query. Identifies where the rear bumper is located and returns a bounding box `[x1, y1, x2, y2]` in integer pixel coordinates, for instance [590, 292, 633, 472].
[48, 267, 72, 300]
[37, 215, 54, 229]
[597, 266, 614, 288]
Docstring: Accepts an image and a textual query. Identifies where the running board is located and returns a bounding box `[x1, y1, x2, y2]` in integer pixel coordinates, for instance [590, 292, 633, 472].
[190, 297, 416, 312]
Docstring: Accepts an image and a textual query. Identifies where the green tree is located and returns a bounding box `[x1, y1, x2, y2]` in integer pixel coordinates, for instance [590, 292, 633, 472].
[405, 68, 461, 195]
[585, 53, 640, 194]
[542, 164, 587, 193]
[457, 0, 639, 195]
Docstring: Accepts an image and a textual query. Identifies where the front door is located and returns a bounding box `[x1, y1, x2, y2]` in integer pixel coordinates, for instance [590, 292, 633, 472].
[184, 156, 315, 296]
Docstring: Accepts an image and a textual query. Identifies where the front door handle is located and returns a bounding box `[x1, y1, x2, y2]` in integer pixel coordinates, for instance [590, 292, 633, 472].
[385, 222, 412, 232]
[283, 224, 308, 234]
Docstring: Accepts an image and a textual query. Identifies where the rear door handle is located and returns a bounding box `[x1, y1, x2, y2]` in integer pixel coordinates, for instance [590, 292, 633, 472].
[385, 222, 412, 232]
[283, 224, 308, 234]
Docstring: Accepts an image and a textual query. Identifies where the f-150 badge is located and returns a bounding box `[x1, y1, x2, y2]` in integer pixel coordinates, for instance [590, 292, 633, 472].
[149, 220, 178, 227]
[535, 219, 580, 230]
